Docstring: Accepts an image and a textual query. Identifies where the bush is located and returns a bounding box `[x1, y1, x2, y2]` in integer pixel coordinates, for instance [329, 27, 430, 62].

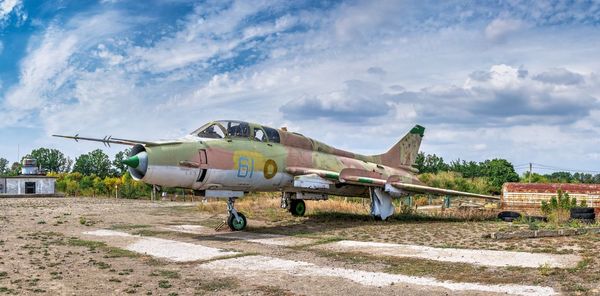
[541, 190, 576, 224]
[53, 172, 149, 199]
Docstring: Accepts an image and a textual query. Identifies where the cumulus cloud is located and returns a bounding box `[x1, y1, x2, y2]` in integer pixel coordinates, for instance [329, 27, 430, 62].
[280, 80, 391, 122]
[394, 64, 597, 126]
[2, 0, 600, 172]
[533, 68, 584, 85]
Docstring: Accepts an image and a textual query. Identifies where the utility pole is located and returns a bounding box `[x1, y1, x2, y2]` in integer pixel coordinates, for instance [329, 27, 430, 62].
[529, 163, 532, 183]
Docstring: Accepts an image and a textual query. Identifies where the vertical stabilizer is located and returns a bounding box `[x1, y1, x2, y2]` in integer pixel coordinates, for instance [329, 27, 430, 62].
[375, 125, 424, 168]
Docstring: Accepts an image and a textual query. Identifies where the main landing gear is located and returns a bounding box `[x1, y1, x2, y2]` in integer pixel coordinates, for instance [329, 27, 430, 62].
[289, 199, 306, 216]
[281, 193, 307, 217]
[226, 197, 247, 231]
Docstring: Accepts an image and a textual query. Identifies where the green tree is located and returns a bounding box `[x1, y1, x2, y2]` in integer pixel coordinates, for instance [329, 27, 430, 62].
[449, 159, 482, 178]
[480, 159, 519, 193]
[72, 149, 112, 178]
[112, 149, 131, 177]
[23, 148, 71, 173]
[8, 162, 21, 176]
[548, 171, 573, 183]
[0, 158, 8, 175]
[414, 153, 449, 174]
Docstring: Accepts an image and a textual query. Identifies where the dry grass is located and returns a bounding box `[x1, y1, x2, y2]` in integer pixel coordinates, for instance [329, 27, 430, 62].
[196, 193, 495, 223]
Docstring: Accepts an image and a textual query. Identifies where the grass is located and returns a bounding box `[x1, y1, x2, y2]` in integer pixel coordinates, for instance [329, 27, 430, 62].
[195, 277, 238, 293]
[196, 193, 497, 223]
[150, 270, 180, 279]
[67, 238, 139, 258]
[105, 247, 139, 258]
[68, 238, 106, 250]
[79, 217, 95, 226]
[158, 280, 172, 289]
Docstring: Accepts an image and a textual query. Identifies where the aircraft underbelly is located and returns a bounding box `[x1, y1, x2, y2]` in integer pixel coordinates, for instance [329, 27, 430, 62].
[145, 165, 199, 188]
[202, 169, 293, 191]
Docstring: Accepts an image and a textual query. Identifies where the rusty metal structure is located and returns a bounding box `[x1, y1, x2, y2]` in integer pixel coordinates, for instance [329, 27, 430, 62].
[55, 120, 497, 230]
[502, 183, 600, 214]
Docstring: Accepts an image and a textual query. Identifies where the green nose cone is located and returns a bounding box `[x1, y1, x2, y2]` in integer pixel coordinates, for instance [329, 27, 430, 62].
[122, 155, 140, 168]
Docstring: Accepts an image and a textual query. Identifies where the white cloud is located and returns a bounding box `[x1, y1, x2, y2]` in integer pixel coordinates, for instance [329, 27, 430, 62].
[485, 18, 525, 42]
[0, 0, 19, 19]
[2, 10, 136, 123]
[2, 0, 600, 174]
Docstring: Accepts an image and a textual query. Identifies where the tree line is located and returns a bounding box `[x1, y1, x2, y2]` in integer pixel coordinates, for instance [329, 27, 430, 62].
[413, 152, 600, 194]
[1, 148, 597, 198]
[0, 148, 151, 198]
[0, 148, 130, 178]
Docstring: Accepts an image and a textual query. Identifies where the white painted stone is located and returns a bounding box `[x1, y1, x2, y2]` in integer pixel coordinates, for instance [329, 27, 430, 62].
[162, 225, 209, 234]
[162, 224, 315, 246]
[84, 229, 134, 237]
[199, 255, 555, 296]
[215, 232, 314, 247]
[126, 237, 238, 262]
[84, 229, 238, 262]
[325, 240, 580, 268]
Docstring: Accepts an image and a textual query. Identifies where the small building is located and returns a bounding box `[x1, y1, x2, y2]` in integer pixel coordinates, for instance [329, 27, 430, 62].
[502, 183, 600, 214]
[0, 159, 59, 197]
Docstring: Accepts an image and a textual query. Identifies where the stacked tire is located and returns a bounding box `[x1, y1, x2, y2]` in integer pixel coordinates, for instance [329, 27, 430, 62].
[570, 207, 596, 223]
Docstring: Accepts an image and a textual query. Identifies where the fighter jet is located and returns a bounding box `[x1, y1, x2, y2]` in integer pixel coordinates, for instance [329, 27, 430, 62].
[54, 120, 497, 231]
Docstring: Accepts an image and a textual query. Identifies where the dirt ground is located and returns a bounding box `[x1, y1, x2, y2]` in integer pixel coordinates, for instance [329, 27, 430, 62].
[0, 197, 599, 295]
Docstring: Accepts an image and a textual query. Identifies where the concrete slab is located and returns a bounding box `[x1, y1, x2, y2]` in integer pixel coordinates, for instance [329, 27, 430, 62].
[320, 240, 580, 268]
[199, 255, 556, 296]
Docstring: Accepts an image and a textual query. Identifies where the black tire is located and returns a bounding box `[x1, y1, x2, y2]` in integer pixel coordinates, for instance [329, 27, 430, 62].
[570, 207, 594, 215]
[227, 212, 247, 231]
[571, 213, 595, 220]
[289, 200, 306, 216]
[498, 211, 521, 222]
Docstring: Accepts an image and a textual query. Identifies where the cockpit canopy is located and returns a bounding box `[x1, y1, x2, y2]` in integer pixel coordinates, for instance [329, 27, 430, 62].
[191, 120, 280, 143]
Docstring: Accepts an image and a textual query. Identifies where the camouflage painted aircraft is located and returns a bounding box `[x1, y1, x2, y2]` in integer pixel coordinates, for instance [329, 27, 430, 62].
[54, 120, 497, 231]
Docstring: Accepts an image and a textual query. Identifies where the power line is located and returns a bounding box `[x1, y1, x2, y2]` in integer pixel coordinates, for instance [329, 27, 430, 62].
[530, 163, 600, 174]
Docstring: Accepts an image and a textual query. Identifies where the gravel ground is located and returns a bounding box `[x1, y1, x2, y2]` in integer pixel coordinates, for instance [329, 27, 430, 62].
[0, 197, 598, 295]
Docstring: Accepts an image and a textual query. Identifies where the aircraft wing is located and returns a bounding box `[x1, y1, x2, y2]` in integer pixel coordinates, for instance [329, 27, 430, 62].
[386, 181, 499, 200]
[52, 134, 180, 147]
[339, 168, 499, 200]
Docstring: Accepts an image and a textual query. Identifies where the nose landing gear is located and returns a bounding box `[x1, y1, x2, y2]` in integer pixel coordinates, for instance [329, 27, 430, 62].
[226, 197, 247, 231]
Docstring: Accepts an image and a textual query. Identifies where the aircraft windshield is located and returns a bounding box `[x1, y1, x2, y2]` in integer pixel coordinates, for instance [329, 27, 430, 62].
[192, 120, 250, 139]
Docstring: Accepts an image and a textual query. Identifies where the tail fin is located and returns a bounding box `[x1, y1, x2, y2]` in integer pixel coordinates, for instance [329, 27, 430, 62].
[375, 125, 424, 169]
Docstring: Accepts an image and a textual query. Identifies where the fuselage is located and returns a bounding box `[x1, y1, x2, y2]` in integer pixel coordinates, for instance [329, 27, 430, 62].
[129, 120, 420, 197]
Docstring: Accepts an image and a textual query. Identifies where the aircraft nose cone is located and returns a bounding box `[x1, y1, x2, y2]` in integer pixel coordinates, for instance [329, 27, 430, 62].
[122, 151, 148, 175]
[122, 155, 140, 168]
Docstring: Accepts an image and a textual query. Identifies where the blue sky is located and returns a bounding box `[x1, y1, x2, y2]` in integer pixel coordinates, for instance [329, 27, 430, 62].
[1, 0, 599, 174]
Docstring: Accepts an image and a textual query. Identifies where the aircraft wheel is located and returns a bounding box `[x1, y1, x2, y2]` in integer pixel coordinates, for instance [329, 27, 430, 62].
[227, 212, 247, 231]
[289, 200, 306, 216]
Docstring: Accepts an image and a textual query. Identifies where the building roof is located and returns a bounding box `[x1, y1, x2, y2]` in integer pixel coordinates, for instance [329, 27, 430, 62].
[1, 175, 57, 179]
[503, 182, 600, 194]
